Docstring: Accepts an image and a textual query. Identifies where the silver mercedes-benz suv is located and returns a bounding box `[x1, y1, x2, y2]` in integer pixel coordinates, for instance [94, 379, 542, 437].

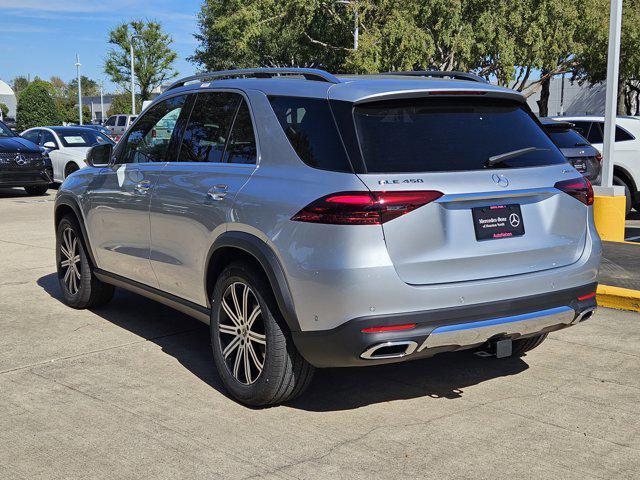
[54, 68, 601, 406]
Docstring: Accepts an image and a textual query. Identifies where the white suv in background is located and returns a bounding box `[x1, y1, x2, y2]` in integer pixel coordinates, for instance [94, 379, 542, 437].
[553, 116, 640, 214]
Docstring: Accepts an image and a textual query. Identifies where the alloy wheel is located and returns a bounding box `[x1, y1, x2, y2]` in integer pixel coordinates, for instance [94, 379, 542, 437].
[219, 281, 266, 385]
[60, 227, 81, 295]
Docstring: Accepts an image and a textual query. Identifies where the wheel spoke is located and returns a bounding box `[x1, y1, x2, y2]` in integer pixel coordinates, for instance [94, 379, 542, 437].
[223, 335, 242, 359]
[74, 268, 81, 280]
[248, 331, 266, 345]
[243, 343, 252, 383]
[242, 283, 249, 323]
[61, 259, 71, 268]
[221, 298, 242, 326]
[219, 323, 236, 336]
[233, 344, 243, 379]
[60, 245, 71, 260]
[247, 342, 264, 372]
[230, 283, 242, 322]
[71, 237, 78, 257]
[63, 265, 72, 284]
[246, 306, 261, 330]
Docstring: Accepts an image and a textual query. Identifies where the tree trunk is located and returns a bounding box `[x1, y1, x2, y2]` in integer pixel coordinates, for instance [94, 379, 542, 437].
[536, 72, 551, 117]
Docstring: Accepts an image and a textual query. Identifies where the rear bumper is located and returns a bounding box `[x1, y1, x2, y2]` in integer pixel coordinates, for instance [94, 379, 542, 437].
[292, 283, 597, 367]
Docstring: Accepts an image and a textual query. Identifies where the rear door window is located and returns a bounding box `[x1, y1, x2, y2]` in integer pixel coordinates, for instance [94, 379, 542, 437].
[353, 98, 566, 173]
[178, 92, 239, 163]
[223, 99, 257, 165]
[616, 126, 634, 142]
[586, 122, 604, 144]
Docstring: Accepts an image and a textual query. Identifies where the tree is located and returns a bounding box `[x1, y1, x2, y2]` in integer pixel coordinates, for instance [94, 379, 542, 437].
[574, 0, 640, 114]
[11, 76, 30, 96]
[190, 0, 354, 71]
[107, 93, 141, 116]
[0, 103, 8, 118]
[68, 76, 99, 98]
[16, 80, 62, 130]
[105, 20, 178, 101]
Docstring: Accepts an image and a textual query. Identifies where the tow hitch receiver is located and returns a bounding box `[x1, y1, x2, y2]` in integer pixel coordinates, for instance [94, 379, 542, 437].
[476, 338, 513, 358]
[494, 339, 512, 358]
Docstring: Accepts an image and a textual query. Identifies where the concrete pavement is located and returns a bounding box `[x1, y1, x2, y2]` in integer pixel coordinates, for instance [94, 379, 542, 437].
[0, 186, 639, 480]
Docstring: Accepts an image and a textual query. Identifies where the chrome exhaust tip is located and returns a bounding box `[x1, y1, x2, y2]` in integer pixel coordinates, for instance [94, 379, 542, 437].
[360, 341, 418, 360]
[573, 307, 596, 324]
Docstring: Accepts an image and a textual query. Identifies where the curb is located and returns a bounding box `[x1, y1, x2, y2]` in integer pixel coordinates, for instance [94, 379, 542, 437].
[597, 284, 640, 312]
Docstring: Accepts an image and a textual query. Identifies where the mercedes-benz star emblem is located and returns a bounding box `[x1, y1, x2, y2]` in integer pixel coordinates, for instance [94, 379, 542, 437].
[14, 153, 27, 166]
[509, 213, 521, 228]
[491, 173, 509, 188]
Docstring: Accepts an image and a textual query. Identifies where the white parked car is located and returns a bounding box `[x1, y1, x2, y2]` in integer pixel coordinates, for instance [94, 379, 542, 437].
[21, 126, 113, 183]
[552, 116, 640, 213]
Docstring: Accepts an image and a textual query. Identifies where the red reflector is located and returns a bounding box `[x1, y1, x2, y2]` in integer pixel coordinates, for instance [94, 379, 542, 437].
[362, 323, 417, 333]
[578, 291, 596, 301]
[292, 190, 444, 225]
[554, 177, 594, 206]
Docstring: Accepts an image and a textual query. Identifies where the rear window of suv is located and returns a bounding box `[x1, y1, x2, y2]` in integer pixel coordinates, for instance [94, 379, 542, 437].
[545, 127, 590, 148]
[353, 98, 566, 173]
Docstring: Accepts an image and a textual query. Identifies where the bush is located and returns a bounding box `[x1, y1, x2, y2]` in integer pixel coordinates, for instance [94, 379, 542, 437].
[0, 103, 8, 118]
[16, 80, 62, 130]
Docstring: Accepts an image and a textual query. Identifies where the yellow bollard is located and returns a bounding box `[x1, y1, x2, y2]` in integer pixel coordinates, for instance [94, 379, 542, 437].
[593, 195, 626, 242]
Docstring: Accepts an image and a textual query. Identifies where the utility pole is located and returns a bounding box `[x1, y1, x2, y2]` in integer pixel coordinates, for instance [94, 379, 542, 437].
[100, 81, 105, 124]
[75, 54, 83, 125]
[601, 0, 623, 188]
[129, 34, 141, 116]
[559, 73, 565, 116]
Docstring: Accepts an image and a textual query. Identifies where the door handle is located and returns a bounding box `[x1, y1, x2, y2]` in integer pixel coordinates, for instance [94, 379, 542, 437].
[207, 184, 229, 201]
[133, 180, 152, 195]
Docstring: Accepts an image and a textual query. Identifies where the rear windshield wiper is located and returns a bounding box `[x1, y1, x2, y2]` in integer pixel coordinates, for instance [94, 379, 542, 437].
[485, 147, 549, 168]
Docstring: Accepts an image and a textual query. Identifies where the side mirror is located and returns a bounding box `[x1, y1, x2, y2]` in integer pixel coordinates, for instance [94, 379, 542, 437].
[86, 143, 113, 167]
[43, 141, 57, 150]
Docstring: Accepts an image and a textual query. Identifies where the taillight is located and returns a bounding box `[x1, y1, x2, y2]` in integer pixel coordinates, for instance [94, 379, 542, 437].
[291, 190, 444, 225]
[554, 177, 594, 206]
[595, 152, 602, 162]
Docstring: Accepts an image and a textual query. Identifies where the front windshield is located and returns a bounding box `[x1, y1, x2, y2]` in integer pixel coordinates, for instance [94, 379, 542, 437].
[0, 121, 14, 137]
[55, 129, 112, 147]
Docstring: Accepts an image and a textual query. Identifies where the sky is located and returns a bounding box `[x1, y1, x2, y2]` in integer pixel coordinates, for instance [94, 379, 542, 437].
[0, 0, 203, 93]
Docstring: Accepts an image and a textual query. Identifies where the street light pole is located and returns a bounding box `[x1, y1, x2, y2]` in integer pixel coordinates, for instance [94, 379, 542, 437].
[129, 36, 136, 116]
[100, 81, 105, 124]
[601, 0, 623, 188]
[75, 54, 83, 125]
[336, 0, 358, 50]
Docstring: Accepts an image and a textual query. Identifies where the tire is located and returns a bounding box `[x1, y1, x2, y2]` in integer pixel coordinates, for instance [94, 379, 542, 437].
[56, 214, 114, 309]
[613, 175, 632, 216]
[210, 261, 314, 406]
[24, 184, 48, 196]
[512, 333, 548, 356]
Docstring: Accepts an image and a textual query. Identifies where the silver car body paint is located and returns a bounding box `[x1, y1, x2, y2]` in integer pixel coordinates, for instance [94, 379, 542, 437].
[58, 75, 601, 341]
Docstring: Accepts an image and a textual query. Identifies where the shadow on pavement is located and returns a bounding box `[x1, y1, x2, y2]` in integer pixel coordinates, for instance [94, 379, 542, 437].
[0, 187, 54, 199]
[37, 272, 529, 411]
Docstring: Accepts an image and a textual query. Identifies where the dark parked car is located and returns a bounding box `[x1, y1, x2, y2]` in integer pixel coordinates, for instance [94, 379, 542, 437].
[0, 120, 52, 195]
[541, 118, 601, 184]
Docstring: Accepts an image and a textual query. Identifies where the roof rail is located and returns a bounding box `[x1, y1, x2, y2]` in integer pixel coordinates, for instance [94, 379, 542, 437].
[166, 68, 341, 91]
[382, 70, 488, 84]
